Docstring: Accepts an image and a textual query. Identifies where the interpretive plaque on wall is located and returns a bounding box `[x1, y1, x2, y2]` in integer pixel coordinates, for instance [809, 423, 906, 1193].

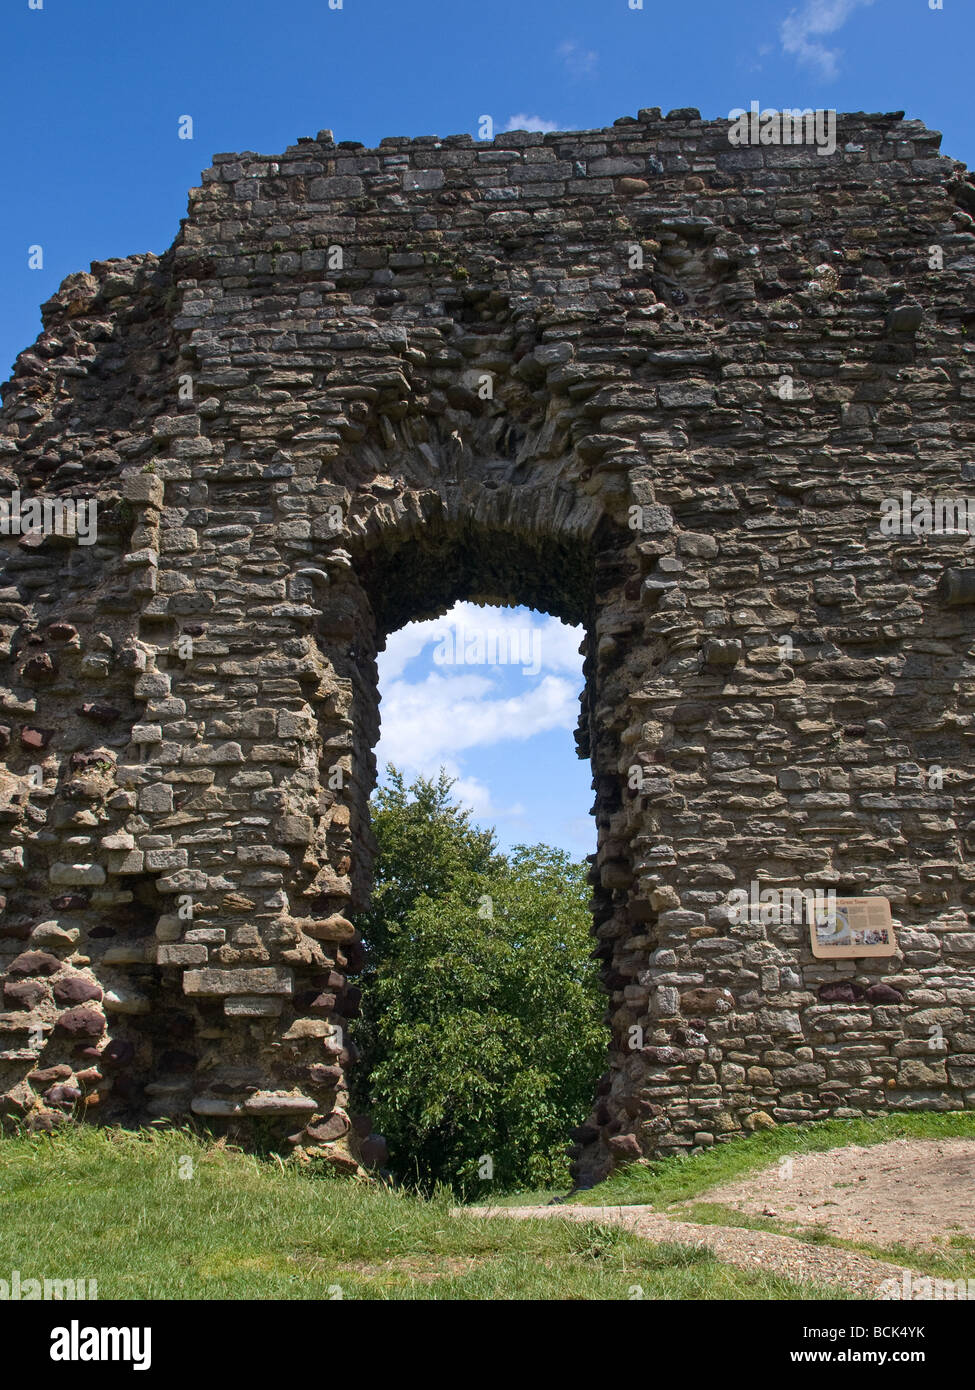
[808, 896, 897, 959]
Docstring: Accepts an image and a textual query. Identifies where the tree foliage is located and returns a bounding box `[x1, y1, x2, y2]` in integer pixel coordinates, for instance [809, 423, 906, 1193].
[354, 769, 607, 1195]
[357, 766, 502, 963]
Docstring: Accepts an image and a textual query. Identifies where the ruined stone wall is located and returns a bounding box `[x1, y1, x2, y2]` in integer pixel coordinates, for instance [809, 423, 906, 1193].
[0, 107, 974, 1183]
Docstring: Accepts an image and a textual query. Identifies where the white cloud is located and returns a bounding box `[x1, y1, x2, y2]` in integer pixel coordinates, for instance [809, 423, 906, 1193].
[375, 603, 585, 831]
[504, 113, 560, 134]
[451, 776, 526, 824]
[381, 615, 452, 681]
[378, 602, 583, 681]
[557, 39, 598, 78]
[376, 670, 579, 770]
[780, 0, 875, 81]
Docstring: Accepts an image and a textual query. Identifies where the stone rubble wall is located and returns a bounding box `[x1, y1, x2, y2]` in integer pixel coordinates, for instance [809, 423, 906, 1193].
[0, 106, 973, 1182]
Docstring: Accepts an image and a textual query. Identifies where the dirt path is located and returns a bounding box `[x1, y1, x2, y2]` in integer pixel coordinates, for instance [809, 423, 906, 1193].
[694, 1138, 975, 1252]
[462, 1201, 920, 1296]
[462, 1139, 975, 1295]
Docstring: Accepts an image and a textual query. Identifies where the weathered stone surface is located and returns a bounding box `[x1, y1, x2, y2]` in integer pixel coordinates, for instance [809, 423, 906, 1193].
[243, 1092, 317, 1116]
[314, 1149, 361, 1175]
[8, 952, 62, 978]
[303, 915, 356, 942]
[865, 983, 905, 1004]
[45, 1084, 82, 1106]
[79, 702, 122, 725]
[681, 988, 735, 1016]
[0, 107, 973, 1184]
[4, 979, 48, 1008]
[305, 1110, 350, 1143]
[155, 944, 207, 967]
[27, 1109, 68, 1132]
[53, 976, 103, 1005]
[28, 1063, 73, 1084]
[607, 1133, 642, 1160]
[223, 996, 283, 1017]
[358, 1133, 389, 1168]
[191, 1097, 242, 1117]
[183, 967, 292, 997]
[49, 863, 106, 887]
[56, 1007, 106, 1038]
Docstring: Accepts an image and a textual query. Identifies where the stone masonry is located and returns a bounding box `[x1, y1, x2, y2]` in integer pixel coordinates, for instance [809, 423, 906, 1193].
[0, 107, 974, 1184]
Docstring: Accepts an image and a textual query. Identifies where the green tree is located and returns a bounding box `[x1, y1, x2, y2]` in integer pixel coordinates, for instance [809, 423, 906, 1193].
[357, 765, 502, 963]
[353, 767, 503, 1092]
[355, 772, 607, 1194]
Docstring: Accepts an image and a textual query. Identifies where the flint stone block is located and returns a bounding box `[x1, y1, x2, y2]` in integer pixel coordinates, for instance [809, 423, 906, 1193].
[8, 951, 62, 977]
[139, 783, 175, 813]
[108, 850, 145, 875]
[224, 996, 284, 1017]
[244, 1093, 318, 1115]
[146, 849, 189, 871]
[53, 976, 103, 1005]
[157, 870, 209, 893]
[183, 967, 293, 997]
[49, 863, 106, 886]
[57, 1007, 106, 1037]
[4, 979, 48, 1007]
[156, 944, 208, 966]
[191, 1097, 243, 1116]
[305, 1110, 350, 1143]
[122, 474, 165, 507]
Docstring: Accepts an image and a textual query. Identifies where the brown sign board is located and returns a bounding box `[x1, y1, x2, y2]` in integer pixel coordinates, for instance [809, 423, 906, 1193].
[808, 896, 897, 959]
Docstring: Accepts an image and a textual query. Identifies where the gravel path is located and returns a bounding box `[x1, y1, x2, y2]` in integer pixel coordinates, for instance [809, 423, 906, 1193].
[462, 1202, 921, 1297]
[698, 1138, 975, 1251]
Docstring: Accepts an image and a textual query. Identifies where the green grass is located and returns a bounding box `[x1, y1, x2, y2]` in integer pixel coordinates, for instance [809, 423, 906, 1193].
[0, 1125, 849, 1301]
[7, 1111, 971, 1298]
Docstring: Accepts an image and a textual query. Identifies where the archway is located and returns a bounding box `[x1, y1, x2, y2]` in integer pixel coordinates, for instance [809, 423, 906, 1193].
[348, 592, 606, 1190]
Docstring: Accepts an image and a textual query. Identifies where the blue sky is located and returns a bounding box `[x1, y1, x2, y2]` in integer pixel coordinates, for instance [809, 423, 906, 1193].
[2, 0, 970, 855]
[375, 604, 593, 855]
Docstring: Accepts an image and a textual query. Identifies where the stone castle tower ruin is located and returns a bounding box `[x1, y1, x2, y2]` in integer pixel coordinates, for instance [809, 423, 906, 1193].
[1, 107, 974, 1183]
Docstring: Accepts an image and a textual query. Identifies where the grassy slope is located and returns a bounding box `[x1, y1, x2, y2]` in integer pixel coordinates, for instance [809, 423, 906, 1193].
[0, 1125, 846, 1301]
